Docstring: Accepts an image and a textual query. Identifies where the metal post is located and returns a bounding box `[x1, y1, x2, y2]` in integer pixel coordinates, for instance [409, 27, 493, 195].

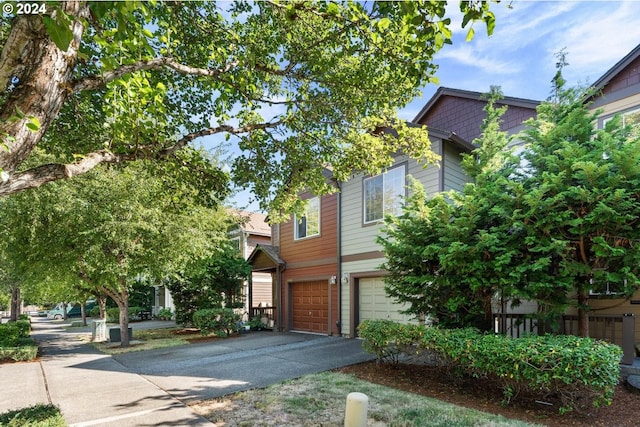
[621, 313, 635, 365]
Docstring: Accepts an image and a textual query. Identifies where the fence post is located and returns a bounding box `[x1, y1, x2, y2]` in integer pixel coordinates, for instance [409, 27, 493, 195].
[621, 313, 635, 365]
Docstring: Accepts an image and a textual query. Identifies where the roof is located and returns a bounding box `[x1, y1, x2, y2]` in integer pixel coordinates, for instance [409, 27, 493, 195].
[412, 87, 540, 124]
[233, 210, 271, 237]
[247, 244, 285, 272]
[591, 43, 640, 91]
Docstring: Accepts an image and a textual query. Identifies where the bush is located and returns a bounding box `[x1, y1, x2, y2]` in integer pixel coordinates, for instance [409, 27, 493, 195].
[193, 308, 241, 337]
[0, 340, 38, 362]
[358, 320, 622, 414]
[0, 404, 65, 426]
[88, 306, 101, 318]
[156, 308, 173, 320]
[106, 307, 120, 322]
[0, 320, 30, 346]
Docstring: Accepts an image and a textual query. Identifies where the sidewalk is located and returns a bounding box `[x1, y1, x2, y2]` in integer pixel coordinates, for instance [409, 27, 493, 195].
[1, 317, 374, 426]
[0, 318, 214, 426]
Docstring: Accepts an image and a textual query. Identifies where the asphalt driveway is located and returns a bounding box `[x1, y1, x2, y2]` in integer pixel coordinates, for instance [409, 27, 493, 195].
[78, 330, 376, 403]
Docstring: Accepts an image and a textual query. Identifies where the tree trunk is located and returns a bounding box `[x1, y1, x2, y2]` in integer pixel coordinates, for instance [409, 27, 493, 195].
[577, 289, 590, 337]
[0, 2, 86, 180]
[98, 296, 107, 320]
[81, 303, 87, 326]
[9, 285, 21, 321]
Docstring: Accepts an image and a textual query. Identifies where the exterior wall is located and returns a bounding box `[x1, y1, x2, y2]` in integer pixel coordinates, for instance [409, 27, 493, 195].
[442, 143, 467, 192]
[339, 142, 451, 337]
[279, 193, 339, 334]
[416, 96, 536, 143]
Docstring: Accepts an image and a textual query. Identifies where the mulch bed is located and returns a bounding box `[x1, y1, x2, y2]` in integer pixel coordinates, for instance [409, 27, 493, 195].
[337, 361, 640, 427]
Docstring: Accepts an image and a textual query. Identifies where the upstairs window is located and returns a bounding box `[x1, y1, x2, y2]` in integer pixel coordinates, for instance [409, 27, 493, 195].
[294, 197, 320, 239]
[363, 165, 405, 224]
[603, 107, 640, 137]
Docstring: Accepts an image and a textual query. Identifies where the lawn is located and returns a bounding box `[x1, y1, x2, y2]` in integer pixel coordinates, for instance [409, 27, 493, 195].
[190, 370, 543, 427]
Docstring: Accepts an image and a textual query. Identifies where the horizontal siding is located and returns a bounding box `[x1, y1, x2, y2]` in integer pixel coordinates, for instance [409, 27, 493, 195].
[280, 193, 338, 264]
[443, 145, 469, 193]
[340, 258, 385, 337]
[341, 153, 442, 258]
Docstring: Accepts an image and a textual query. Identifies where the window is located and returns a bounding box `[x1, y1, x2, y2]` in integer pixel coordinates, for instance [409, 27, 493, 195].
[589, 275, 627, 297]
[294, 197, 320, 239]
[363, 165, 405, 224]
[603, 107, 640, 136]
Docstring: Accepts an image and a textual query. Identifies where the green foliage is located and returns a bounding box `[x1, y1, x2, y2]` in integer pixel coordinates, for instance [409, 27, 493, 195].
[359, 320, 622, 414]
[88, 306, 101, 318]
[156, 308, 173, 321]
[2, 0, 497, 218]
[0, 340, 38, 362]
[193, 308, 241, 337]
[0, 404, 65, 427]
[167, 243, 250, 326]
[379, 90, 518, 331]
[106, 307, 120, 322]
[0, 320, 30, 346]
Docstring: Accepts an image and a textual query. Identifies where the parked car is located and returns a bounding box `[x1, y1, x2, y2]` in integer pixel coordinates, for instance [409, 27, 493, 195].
[47, 300, 97, 320]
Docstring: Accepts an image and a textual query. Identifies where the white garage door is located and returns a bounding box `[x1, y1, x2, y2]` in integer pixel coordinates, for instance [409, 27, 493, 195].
[359, 277, 414, 324]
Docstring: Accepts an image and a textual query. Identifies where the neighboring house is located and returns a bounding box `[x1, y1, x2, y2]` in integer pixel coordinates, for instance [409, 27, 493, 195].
[229, 211, 273, 317]
[573, 43, 640, 344]
[248, 88, 538, 337]
[151, 210, 272, 320]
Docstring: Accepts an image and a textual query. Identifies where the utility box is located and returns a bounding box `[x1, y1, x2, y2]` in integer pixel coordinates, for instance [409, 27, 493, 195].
[91, 320, 107, 342]
[109, 327, 133, 342]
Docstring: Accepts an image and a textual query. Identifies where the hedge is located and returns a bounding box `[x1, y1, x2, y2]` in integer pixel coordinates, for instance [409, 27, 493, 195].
[358, 319, 622, 414]
[0, 319, 37, 362]
[193, 308, 241, 337]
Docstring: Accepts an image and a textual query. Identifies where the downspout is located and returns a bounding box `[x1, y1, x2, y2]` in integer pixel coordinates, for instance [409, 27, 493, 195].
[336, 180, 343, 336]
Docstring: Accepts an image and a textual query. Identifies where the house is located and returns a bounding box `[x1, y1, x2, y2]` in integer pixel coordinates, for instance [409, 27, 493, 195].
[567, 43, 640, 346]
[229, 211, 273, 318]
[339, 88, 539, 337]
[248, 88, 539, 337]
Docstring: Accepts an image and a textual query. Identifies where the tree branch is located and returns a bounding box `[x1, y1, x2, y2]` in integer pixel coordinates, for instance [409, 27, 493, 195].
[72, 57, 240, 92]
[0, 120, 282, 195]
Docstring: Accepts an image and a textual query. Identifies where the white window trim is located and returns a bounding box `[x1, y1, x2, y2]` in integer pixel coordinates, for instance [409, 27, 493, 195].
[363, 164, 406, 225]
[294, 197, 320, 240]
[602, 106, 640, 128]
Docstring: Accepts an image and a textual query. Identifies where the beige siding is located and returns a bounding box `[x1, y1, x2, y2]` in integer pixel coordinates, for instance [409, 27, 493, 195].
[442, 144, 469, 193]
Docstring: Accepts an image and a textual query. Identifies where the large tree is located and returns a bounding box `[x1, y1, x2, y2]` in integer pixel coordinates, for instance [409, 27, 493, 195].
[0, 154, 233, 346]
[0, 0, 496, 216]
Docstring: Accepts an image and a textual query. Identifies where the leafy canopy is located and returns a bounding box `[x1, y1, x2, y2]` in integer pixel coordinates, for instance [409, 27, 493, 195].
[0, 1, 497, 218]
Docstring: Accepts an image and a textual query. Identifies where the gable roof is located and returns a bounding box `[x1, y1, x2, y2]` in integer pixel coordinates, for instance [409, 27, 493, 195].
[247, 244, 285, 272]
[591, 43, 640, 91]
[412, 87, 540, 124]
[234, 210, 271, 237]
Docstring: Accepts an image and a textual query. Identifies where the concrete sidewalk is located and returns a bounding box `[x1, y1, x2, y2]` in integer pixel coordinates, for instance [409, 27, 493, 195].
[1, 318, 213, 426]
[0, 317, 374, 426]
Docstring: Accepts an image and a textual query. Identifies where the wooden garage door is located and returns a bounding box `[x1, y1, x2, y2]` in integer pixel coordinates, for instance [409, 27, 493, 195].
[292, 280, 328, 334]
[359, 277, 413, 324]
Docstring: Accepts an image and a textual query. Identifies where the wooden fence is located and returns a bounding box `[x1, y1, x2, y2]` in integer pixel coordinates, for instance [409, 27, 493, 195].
[493, 312, 636, 365]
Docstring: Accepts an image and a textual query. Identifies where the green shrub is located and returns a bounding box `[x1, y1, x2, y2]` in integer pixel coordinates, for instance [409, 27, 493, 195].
[106, 307, 120, 322]
[358, 320, 622, 414]
[88, 305, 101, 318]
[156, 308, 173, 320]
[0, 339, 38, 362]
[0, 321, 30, 346]
[0, 404, 65, 426]
[193, 308, 241, 337]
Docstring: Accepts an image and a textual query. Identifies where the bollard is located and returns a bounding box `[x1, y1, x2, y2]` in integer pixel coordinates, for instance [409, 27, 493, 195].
[344, 392, 368, 427]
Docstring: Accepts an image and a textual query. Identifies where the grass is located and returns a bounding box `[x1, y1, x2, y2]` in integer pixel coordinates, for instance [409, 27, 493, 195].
[90, 327, 190, 355]
[0, 404, 65, 427]
[190, 371, 545, 427]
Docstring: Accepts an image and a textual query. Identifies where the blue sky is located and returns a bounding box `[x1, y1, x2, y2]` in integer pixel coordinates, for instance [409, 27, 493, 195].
[219, 0, 640, 212]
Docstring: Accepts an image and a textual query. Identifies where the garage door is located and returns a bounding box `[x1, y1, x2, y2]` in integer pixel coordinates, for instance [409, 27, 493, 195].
[292, 281, 328, 334]
[359, 277, 413, 324]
